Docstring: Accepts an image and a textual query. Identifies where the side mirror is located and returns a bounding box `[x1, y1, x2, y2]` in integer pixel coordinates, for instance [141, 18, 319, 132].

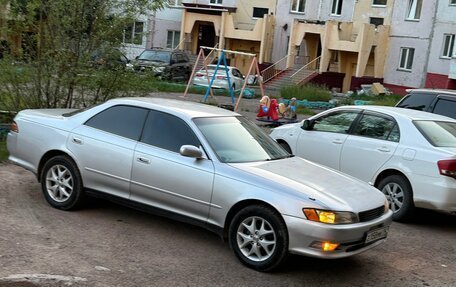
[301, 119, 313, 130]
[135, 56, 139, 60]
[180, 145, 203, 158]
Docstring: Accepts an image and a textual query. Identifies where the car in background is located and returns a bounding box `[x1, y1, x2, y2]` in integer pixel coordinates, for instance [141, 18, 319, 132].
[91, 48, 132, 70]
[193, 65, 245, 91]
[133, 48, 191, 81]
[7, 98, 392, 271]
[396, 89, 456, 119]
[270, 106, 456, 222]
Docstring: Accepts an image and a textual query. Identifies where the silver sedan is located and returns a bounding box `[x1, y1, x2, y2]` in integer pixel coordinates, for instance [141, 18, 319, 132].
[7, 98, 392, 271]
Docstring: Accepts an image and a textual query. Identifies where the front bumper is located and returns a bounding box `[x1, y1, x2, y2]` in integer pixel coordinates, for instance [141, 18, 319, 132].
[284, 210, 393, 258]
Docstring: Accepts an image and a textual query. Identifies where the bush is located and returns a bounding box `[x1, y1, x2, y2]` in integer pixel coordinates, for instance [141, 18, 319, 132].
[280, 84, 332, 102]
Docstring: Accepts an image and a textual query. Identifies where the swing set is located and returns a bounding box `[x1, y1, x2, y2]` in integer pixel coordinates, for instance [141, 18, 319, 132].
[183, 46, 266, 112]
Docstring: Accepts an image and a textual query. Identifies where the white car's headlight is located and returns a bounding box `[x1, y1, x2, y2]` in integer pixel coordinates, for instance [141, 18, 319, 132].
[303, 208, 358, 224]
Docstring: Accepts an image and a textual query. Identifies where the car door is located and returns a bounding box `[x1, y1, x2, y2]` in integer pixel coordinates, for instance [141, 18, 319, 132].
[340, 112, 400, 183]
[296, 110, 360, 170]
[130, 110, 215, 222]
[67, 105, 149, 199]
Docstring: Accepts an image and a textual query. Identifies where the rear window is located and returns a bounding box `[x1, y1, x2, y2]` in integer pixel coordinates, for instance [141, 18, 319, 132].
[414, 121, 456, 147]
[432, 98, 456, 119]
[396, 93, 435, 111]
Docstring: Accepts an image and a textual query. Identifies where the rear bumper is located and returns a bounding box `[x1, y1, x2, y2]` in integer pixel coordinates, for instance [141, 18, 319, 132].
[411, 174, 456, 213]
[284, 210, 393, 258]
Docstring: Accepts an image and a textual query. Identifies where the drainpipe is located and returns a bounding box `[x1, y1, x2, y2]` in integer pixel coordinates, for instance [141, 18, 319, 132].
[317, 0, 322, 20]
[147, 11, 156, 49]
[421, 0, 439, 88]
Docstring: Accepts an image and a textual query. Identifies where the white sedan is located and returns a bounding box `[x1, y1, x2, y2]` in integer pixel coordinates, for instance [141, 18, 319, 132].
[270, 106, 456, 221]
[192, 65, 245, 90]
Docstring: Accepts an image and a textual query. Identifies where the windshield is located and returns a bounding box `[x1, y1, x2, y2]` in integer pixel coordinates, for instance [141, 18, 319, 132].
[194, 116, 291, 163]
[414, 120, 456, 147]
[138, 50, 171, 63]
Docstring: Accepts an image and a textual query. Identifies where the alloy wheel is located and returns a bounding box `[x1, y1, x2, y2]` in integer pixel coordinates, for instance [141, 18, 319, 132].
[236, 216, 276, 262]
[45, 164, 73, 203]
[382, 182, 404, 213]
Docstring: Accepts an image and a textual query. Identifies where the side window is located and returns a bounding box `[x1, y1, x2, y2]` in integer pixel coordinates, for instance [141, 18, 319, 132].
[312, 111, 359, 133]
[85, 105, 149, 140]
[141, 111, 200, 153]
[171, 53, 178, 64]
[176, 53, 185, 63]
[396, 93, 435, 111]
[353, 114, 399, 142]
[432, 98, 456, 119]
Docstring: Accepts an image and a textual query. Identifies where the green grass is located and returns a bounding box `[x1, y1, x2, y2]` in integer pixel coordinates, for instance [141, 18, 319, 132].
[339, 93, 404, 106]
[280, 84, 332, 102]
[0, 141, 8, 162]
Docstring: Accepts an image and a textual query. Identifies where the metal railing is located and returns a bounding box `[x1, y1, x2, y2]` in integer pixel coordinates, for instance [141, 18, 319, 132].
[290, 56, 321, 84]
[260, 55, 290, 84]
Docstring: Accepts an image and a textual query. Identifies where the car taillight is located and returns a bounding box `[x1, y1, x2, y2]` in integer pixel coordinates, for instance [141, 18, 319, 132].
[437, 160, 456, 179]
[216, 75, 226, 80]
[11, 121, 19, 133]
[195, 73, 203, 77]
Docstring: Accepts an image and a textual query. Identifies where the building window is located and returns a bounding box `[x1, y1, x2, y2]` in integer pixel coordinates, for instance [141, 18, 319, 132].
[370, 17, 384, 27]
[331, 0, 343, 16]
[210, 0, 222, 4]
[124, 21, 144, 45]
[253, 7, 269, 18]
[291, 0, 305, 13]
[399, 47, 415, 71]
[450, 0, 456, 5]
[166, 30, 181, 49]
[406, 0, 422, 20]
[373, 0, 387, 5]
[442, 34, 455, 58]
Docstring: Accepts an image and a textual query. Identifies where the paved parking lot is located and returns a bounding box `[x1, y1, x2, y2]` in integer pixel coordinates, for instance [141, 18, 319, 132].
[0, 164, 455, 287]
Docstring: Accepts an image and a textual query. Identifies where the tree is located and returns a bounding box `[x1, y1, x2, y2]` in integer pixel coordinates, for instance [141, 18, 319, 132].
[0, 0, 164, 111]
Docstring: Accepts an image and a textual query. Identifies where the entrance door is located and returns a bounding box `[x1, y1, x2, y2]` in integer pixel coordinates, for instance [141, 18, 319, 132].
[198, 25, 215, 55]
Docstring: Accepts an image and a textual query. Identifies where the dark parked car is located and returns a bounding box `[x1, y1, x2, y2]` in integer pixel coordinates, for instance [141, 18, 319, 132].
[91, 49, 132, 70]
[133, 48, 192, 81]
[396, 89, 456, 119]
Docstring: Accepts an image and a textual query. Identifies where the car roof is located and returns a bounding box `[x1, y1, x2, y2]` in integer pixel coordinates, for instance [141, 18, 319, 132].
[107, 97, 239, 119]
[406, 88, 456, 96]
[335, 105, 456, 122]
[207, 65, 236, 69]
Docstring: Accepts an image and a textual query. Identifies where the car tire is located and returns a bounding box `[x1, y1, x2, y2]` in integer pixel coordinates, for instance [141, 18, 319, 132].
[229, 205, 288, 272]
[278, 141, 292, 154]
[40, 155, 84, 211]
[377, 175, 414, 222]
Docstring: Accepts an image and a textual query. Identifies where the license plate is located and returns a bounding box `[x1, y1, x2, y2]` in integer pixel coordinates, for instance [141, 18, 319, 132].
[365, 227, 388, 244]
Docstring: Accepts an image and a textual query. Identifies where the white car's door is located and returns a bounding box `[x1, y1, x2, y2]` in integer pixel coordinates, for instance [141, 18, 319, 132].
[340, 112, 400, 183]
[67, 105, 149, 199]
[296, 110, 360, 170]
[130, 110, 215, 222]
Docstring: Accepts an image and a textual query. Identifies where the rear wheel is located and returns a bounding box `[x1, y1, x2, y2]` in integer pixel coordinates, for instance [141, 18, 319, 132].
[40, 155, 84, 210]
[378, 175, 414, 222]
[229, 205, 288, 271]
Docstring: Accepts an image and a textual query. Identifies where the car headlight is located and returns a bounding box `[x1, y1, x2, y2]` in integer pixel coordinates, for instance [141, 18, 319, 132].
[153, 66, 165, 73]
[303, 208, 358, 224]
[384, 199, 389, 213]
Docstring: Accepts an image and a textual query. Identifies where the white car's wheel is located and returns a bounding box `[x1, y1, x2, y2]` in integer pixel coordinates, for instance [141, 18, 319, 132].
[229, 205, 288, 271]
[41, 155, 84, 210]
[378, 175, 414, 222]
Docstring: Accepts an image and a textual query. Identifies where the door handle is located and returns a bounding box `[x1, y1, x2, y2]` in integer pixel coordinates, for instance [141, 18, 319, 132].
[137, 157, 150, 164]
[72, 137, 83, 144]
[332, 139, 343, 144]
[377, 147, 390, 153]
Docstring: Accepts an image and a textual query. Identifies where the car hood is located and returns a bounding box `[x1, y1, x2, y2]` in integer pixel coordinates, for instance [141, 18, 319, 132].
[229, 157, 386, 212]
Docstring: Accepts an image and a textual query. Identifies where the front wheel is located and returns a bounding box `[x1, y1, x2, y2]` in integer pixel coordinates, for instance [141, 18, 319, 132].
[278, 141, 292, 154]
[40, 155, 84, 210]
[378, 175, 414, 222]
[229, 205, 288, 271]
